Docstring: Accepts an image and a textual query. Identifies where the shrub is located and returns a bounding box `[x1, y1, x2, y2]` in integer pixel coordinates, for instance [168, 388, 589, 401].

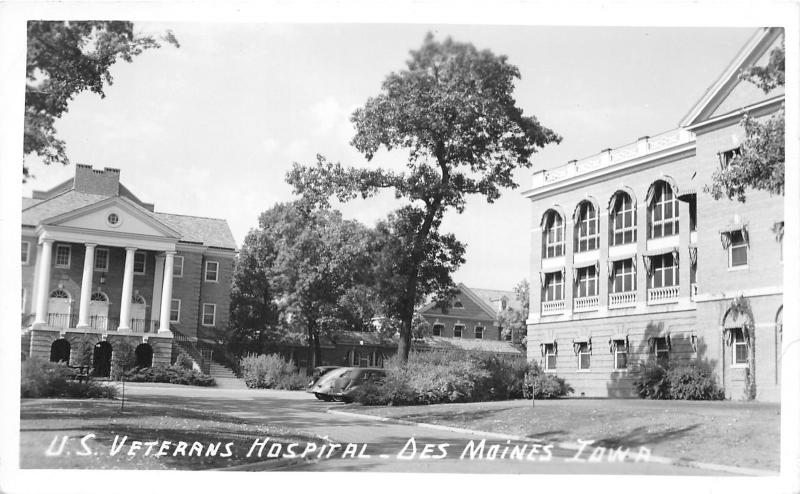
[667, 362, 725, 400]
[351, 351, 569, 406]
[123, 365, 216, 387]
[632, 360, 724, 400]
[174, 353, 195, 370]
[239, 353, 307, 390]
[523, 362, 574, 399]
[21, 358, 117, 399]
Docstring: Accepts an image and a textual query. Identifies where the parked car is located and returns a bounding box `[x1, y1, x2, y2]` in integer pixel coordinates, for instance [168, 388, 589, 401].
[307, 366, 340, 389]
[307, 367, 350, 401]
[331, 367, 386, 403]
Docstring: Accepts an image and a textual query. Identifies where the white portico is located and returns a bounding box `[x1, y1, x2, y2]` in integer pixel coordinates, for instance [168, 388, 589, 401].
[30, 196, 181, 336]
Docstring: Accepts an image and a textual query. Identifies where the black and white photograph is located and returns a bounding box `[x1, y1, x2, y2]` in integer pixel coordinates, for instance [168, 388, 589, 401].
[0, 1, 798, 493]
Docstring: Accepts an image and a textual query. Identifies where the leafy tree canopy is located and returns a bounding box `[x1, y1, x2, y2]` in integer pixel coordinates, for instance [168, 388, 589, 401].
[287, 33, 559, 361]
[24, 21, 178, 180]
[706, 36, 784, 202]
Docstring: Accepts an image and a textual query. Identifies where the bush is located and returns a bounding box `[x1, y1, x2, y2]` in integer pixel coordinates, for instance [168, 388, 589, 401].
[633, 360, 724, 400]
[351, 351, 571, 406]
[239, 353, 307, 390]
[667, 362, 725, 400]
[123, 365, 216, 387]
[21, 358, 117, 399]
[523, 362, 574, 399]
[174, 353, 195, 370]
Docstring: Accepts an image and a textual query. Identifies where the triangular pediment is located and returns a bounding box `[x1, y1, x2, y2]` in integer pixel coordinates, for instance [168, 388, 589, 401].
[42, 196, 181, 239]
[681, 27, 784, 128]
[418, 283, 498, 319]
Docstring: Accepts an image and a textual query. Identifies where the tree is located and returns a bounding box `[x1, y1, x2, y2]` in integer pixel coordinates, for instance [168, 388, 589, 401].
[239, 202, 378, 370]
[227, 223, 282, 355]
[24, 21, 179, 180]
[499, 279, 529, 344]
[287, 34, 560, 362]
[706, 37, 784, 203]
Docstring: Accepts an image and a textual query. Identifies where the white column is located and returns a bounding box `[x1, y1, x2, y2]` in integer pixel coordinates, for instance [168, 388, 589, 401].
[118, 247, 137, 331]
[33, 240, 53, 327]
[76, 243, 96, 329]
[158, 251, 176, 334]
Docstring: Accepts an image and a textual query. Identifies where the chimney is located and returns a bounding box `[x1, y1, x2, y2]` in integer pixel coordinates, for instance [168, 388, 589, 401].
[73, 164, 121, 196]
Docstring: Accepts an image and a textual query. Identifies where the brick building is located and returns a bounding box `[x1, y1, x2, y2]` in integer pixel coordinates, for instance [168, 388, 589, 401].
[523, 28, 784, 401]
[418, 283, 522, 341]
[21, 164, 236, 375]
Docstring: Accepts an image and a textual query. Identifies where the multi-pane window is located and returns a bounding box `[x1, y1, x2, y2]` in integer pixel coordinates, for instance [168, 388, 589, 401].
[653, 337, 669, 364]
[542, 211, 565, 258]
[610, 193, 636, 245]
[475, 326, 484, 339]
[613, 340, 628, 370]
[453, 325, 464, 338]
[576, 266, 598, 298]
[94, 248, 109, 271]
[21, 241, 30, 264]
[649, 182, 679, 238]
[577, 342, 591, 370]
[202, 303, 216, 326]
[719, 147, 741, 168]
[729, 230, 748, 267]
[55, 245, 71, 267]
[732, 328, 748, 365]
[543, 272, 564, 301]
[650, 254, 678, 288]
[133, 252, 146, 274]
[544, 344, 557, 370]
[611, 259, 636, 293]
[575, 202, 599, 252]
[205, 261, 219, 282]
[432, 324, 443, 337]
[170, 299, 181, 323]
[173, 256, 184, 277]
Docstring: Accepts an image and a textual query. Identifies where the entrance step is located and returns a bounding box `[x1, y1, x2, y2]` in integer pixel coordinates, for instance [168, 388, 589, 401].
[209, 362, 248, 389]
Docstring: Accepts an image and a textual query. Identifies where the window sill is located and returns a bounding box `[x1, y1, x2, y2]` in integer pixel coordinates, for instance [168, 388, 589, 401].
[727, 265, 749, 272]
[577, 369, 592, 373]
[612, 368, 628, 373]
[731, 363, 749, 369]
[544, 369, 557, 374]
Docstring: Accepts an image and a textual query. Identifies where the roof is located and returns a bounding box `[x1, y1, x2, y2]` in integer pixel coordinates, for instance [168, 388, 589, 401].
[21, 189, 236, 250]
[680, 27, 784, 128]
[154, 212, 237, 250]
[412, 336, 524, 356]
[470, 287, 523, 314]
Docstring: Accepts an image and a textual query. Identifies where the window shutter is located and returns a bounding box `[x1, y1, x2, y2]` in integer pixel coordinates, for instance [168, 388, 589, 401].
[720, 232, 732, 249]
[642, 255, 653, 276]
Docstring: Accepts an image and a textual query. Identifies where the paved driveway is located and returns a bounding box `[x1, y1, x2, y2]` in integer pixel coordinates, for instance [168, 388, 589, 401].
[120, 383, 732, 475]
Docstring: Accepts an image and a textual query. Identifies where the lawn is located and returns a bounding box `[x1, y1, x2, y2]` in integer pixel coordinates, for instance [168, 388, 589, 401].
[20, 398, 322, 470]
[353, 398, 781, 471]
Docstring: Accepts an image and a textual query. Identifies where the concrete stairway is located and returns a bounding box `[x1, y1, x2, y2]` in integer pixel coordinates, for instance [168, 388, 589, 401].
[209, 362, 248, 389]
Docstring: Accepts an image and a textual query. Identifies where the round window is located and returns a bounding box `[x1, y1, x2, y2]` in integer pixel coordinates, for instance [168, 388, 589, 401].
[107, 213, 119, 225]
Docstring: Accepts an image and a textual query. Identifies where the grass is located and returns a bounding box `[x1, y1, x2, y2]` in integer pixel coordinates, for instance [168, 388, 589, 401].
[20, 398, 323, 470]
[352, 398, 781, 471]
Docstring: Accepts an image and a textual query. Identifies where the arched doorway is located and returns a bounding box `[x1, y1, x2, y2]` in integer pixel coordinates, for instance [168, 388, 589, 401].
[89, 291, 109, 330]
[135, 343, 153, 368]
[92, 341, 113, 377]
[47, 288, 72, 328]
[50, 339, 71, 363]
[131, 294, 146, 332]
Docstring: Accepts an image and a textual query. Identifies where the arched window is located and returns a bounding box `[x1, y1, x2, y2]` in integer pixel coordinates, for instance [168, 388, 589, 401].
[648, 181, 679, 238]
[132, 294, 146, 304]
[49, 289, 69, 299]
[90, 291, 108, 302]
[542, 210, 565, 258]
[610, 192, 636, 245]
[575, 201, 599, 252]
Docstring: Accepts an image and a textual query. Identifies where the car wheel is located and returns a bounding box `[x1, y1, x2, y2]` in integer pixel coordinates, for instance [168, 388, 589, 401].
[314, 393, 325, 401]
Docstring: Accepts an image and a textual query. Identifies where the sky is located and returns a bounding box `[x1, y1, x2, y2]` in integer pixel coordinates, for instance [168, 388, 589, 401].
[20, 24, 755, 290]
